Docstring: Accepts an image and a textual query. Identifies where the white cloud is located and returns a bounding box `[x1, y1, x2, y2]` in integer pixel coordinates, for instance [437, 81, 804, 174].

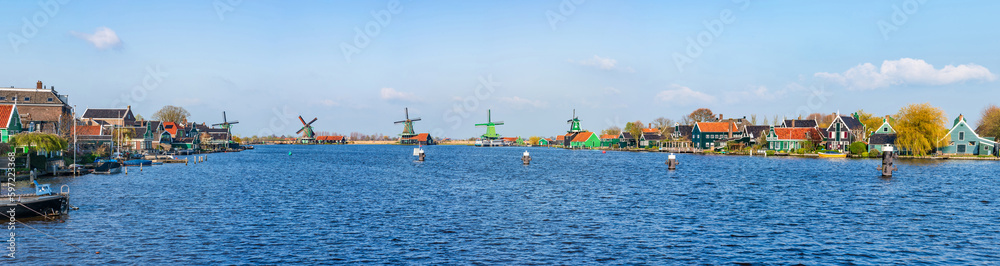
[724, 85, 784, 103]
[380, 87, 420, 102]
[815, 58, 997, 90]
[602, 87, 621, 95]
[499, 96, 548, 109]
[655, 84, 716, 105]
[570, 55, 635, 72]
[71, 27, 123, 50]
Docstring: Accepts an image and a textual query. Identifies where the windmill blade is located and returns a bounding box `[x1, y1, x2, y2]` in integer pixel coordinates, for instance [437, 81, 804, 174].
[296, 127, 306, 134]
[394, 120, 406, 124]
[307, 118, 318, 125]
[223, 112, 228, 123]
[410, 118, 421, 122]
[211, 123, 224, 126]
[494, 121, 504, 125]
[228, 121, 239, 124]
[299, 116, 307, 125]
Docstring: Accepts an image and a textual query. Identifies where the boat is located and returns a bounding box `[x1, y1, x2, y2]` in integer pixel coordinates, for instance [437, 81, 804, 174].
[818, 151, 847, 158]
[123, 159, 153, 166]
[0, 182, 71, 220]
[474, 139, 506, 147]
[93, 161, 122, 174]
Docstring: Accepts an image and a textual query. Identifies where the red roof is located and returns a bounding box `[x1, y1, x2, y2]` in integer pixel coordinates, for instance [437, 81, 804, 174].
[571, 132, 595, 142]
[501, 137, 518, 141]
[75, 125, 103, 136]
[600, 134, 617, 139]
[407, 133, 430, 141]
[641, 128, 659, 133]
[0, 105, 12, 129]
[556, 135, 565, 140]
[696, 122, 738, 133]
[317, 136, 344, 141]
[163, 122, 179, 136]
[773, 127, 822, 140]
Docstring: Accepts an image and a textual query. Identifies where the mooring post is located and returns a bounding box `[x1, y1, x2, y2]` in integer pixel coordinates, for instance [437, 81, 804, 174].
[877, 146, 898, 177]
[666, 153, 679, 170]
[522, 151, 531, 165]
[418, 151, 425, 161]
[124, 166, 128, 175]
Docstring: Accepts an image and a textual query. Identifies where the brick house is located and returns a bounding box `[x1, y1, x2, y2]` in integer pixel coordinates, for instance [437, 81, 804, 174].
[0, 81, 73, 136]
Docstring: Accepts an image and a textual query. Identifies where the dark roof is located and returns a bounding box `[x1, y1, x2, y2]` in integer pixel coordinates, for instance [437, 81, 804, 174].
[83, 108, 128, 119]
[819, 128, 829, 139]
[782, 120, 817, 128]
[128, 128, 148, 138]
[642, 132, 664, 141]
[0, 88, 67, 105]
[839, 115, 864, 130]
[869, 133, 897, 145]
[743, 125, 771, 138]
[619, 132, 634, 139]
[675, 125, 693, 139]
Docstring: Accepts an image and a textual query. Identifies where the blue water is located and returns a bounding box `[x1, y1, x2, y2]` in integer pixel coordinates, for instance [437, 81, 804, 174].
[5, 145, 999, 264]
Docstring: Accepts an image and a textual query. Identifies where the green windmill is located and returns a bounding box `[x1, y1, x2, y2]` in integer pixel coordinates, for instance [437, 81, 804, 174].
[567, 109, 582, 133]
[394, 107, 421, 139]
[475, 109, 505, 139]
[211, 111, 239, 142]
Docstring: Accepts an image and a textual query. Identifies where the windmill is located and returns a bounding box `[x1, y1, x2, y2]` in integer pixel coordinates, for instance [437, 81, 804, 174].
[567, 109, 582, 133]
[296, 116, 318, 143]
[211, 112, 239, 141]
[475, 109, 504, 139]
[394, 108, 421, 139]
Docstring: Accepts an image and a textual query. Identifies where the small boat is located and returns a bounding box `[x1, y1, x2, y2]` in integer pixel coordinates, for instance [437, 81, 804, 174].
[123, 159, 153, 166]
[93, 161, 123, 174]
[818, 151, 847, 158]
[1, 182, 71, 220]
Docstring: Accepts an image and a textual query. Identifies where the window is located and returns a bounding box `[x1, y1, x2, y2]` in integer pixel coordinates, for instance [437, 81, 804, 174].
[959, 132, 965, 141]
[23, 97, 29, 101]
[957, 145, 966, 153]
[0, 97, 4, 100]
[883, 128, 888, 132]
[47, 97, 53, 102]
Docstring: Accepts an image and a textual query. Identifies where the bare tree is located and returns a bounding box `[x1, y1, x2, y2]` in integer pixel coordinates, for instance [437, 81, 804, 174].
[688, 108, 715, 122]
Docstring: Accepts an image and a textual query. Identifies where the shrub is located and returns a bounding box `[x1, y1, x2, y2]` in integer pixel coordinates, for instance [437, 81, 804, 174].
[766, 150, 776, 156]
[861, 152, 869, 158]
[848, 142, 867, 154]
[869, 148, 882, 158]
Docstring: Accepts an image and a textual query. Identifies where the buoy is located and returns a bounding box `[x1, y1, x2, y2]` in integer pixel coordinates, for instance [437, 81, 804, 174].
[877, 146, 898, 177]
[288, 152, 292, 155]
[665, 153, 679, 170]
[414, 148, 426, 161]
[522, 151, 531, 165]
[602, 150, 606, 154]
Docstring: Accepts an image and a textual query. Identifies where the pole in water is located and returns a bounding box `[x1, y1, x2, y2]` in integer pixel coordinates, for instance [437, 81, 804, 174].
[877, 146, 898, 177]
[665, 153, 679, 170]
[522, 151, 531, 165]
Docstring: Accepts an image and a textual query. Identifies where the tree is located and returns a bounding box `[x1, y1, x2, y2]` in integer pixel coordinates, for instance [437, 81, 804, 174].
[624, 121, 645, 148]
[652, 117, 674, 135]
[688, 108, 715, 122]
[601, 126, 622, 136]
[750, 114, 758, 125]
[895, 103, 948, 156]
[135, 114, 145, 121]
[848, 141, 867, 155]
[528, 136, 541, 145]
[855, 110, 884, 137]
[806, 113, 837, 128]
[10, 132, 68, 152]
[152, 105, 191, 124]
[975, 104, 1000, 139]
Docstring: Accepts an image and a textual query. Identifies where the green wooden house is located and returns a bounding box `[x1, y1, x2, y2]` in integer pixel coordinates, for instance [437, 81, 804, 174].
[868, 116, 897, 153]
[569, 132, 600, 148]
[0, 104, 22, 143]
[825, 113, 865, 151]
[765, 126, 823, 151]
[537, 138, 549, 146]
[939, 114, 996, 155]
[691, 122, 738, 149]
[600, 134, 619, 147]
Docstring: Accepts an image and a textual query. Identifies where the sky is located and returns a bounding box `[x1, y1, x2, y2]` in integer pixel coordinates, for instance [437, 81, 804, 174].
[1, 0, 998, 139]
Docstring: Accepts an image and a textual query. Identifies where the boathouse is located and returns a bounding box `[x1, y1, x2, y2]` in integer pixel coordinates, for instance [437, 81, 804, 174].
[765, 126, 823, 151]
[938, 114, 996, 155]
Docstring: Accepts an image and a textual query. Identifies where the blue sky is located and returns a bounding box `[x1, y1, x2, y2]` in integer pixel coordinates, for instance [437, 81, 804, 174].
[1, 0, 998, 138]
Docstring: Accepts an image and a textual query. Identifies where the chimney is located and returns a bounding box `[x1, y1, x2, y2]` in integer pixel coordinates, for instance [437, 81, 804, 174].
[791, 120, 796, 127]
[728, 122, 733, 138]
[36, 81, 42, 89]
[719, 114, 724, 121]
[648, 123, 651, 129]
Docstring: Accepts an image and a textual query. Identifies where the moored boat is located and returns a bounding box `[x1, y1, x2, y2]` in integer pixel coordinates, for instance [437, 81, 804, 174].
[93, 161, 123, 174]
[818, 151, 847, 158]
[1, 182, 71, 220]
[123, 159, 153, 166]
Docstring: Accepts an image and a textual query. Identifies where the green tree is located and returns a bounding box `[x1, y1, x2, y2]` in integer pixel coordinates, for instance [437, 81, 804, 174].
[848, 141, 867, 155]
[624, 121, 645, 148]
[895, 103, 948, 156]
[975, 104, 1000, 139]
[855, 110, 884, 137]
[152, 105, 191, 124]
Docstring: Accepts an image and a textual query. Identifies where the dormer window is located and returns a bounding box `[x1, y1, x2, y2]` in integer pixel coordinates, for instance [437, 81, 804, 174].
[883, 128, 888, 132]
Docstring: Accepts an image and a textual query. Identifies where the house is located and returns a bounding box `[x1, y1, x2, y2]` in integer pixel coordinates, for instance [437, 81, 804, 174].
[316, 135, 348, 144]
[939, 114, 996, 155]
[569, 132, 600, 148]
[766, 126, 824, 151]
[403, 133, 435, 145]
[0, 81, 73, 135]
[825, 113, 865, 151]
[555, 135, 566, 147]
[618, 132, 637, 148]
[781, 119, 818, 128]
[74, 125, 110, 149]
[501, 137, 520, 146]
[691, 121, 739, 149]
[81, 106, 136, 127]
[672, 124, 694, 140]
[640, 128, 664, 148]
[0, 104, 22, 143]
[738, 125, 771, 146]
[600, 134, 618, 147]
[868, 116, 897, 153]
[537, 138, 550, 146]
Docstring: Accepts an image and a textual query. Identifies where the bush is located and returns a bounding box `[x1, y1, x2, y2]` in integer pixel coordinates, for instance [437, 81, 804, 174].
[861, 152, 869, 157]
[766, 150, 776, 156]
[848, 142, 867, 154]
[869, 148, 882, 158]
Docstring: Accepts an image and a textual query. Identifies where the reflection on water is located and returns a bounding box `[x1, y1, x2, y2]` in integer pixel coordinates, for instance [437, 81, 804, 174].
[8, 145, 1000, 264]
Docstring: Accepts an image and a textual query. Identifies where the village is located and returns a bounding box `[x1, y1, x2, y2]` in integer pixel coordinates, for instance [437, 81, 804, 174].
[1, 81, 244, 179]
[289, 104, 999, 159]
